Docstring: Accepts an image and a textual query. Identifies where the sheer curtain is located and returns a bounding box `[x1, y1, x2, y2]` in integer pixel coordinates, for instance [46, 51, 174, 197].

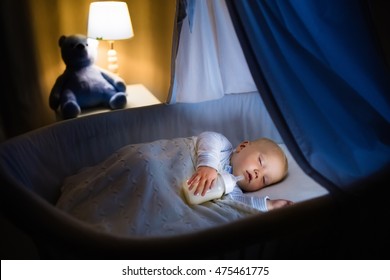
[168, 0, 256, 103]
[226, 0, 390, 192]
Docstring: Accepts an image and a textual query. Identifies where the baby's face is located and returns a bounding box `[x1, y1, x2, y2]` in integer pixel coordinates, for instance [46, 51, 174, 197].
[230, 141, 286, 192]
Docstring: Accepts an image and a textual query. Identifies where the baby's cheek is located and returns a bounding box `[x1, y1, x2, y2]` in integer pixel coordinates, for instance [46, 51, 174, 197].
[249, 181, 265, 192]
[237, 181, 257, 192]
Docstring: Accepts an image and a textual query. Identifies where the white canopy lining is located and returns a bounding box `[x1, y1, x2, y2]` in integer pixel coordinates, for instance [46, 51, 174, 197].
[169, 0, 257, 103]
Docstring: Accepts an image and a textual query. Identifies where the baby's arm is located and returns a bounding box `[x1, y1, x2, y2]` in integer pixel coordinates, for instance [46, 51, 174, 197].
[187, 131, 232, 196]
[228, 187, 293, 212]
[187, 166, 218, 196]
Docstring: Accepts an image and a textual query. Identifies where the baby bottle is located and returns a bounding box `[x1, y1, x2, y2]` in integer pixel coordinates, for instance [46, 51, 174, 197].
[183, 172, 243, 205]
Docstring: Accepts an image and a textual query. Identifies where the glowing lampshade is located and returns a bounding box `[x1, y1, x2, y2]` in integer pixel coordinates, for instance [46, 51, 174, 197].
[87, 1, 134, 73]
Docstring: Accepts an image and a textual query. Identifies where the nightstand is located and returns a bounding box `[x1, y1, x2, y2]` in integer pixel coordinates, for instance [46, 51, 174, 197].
[56, 84, 162, 120]
[125, 84, 162, 108]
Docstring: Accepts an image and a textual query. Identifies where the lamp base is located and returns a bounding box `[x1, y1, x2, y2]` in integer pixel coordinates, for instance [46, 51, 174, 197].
[107, 40, 119, 74]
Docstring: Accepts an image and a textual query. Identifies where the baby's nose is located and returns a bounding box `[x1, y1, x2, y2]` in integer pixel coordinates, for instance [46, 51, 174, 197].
[254, 169, 261, 179]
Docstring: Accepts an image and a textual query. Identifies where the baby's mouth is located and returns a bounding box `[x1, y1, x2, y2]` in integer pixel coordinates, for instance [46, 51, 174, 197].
[246, 171, 252, 182]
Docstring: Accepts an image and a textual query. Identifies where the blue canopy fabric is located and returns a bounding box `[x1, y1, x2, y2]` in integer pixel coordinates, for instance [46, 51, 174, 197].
[226, 0, 390, 194]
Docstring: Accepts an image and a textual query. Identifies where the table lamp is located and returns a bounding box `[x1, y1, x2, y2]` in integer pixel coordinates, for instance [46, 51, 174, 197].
[87, 1, 134, 73]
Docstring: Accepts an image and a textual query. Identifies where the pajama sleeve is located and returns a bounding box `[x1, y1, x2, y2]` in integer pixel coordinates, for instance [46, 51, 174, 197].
[227, 186, 269, 212]
[195, 131, 233, 171]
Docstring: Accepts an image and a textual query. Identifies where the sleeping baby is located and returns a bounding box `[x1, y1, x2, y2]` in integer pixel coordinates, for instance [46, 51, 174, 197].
[186, 131, 293, 212]
[56, 131, 292, 236]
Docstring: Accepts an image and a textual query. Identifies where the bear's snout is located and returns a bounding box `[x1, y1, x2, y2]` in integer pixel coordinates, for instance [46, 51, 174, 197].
[76, 44, 86, 50]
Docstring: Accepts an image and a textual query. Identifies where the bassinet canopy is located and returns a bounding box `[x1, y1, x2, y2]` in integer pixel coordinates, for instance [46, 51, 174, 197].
[224, 0, 390, 194]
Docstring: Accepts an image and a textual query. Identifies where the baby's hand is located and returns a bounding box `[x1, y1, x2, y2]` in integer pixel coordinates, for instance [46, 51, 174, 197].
[187, 166, 218, 196]
[266, 199, 294, 211]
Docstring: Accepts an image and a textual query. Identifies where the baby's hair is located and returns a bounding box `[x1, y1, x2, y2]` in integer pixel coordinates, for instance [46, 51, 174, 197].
[254, 137, 288, 181]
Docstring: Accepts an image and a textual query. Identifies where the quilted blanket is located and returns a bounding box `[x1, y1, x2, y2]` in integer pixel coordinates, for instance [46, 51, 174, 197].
[56, 137, 260, 237]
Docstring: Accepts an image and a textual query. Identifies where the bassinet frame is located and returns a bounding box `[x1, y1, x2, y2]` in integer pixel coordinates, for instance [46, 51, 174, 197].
[1, 93, 387, 259]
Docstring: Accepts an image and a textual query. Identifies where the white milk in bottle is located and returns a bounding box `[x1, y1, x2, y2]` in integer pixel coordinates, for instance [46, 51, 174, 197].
[183, 172, 243, 205]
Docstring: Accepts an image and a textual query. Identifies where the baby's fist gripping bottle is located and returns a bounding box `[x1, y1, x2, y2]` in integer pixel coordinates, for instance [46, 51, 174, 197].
[183, 172, 243, 205]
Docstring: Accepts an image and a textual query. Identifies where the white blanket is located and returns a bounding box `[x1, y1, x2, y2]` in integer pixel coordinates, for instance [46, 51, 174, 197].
[56, 137, 260, 237]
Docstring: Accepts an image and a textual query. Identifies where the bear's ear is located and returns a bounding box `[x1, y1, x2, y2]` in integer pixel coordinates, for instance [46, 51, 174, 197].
[58, 35, 66, 47]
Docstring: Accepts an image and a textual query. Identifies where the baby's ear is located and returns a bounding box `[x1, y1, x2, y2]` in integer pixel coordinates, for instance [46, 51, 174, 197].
[235, 141, 249, 152]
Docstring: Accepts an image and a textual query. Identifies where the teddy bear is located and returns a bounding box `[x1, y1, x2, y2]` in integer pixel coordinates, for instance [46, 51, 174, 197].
[49, 34, 127, 119]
